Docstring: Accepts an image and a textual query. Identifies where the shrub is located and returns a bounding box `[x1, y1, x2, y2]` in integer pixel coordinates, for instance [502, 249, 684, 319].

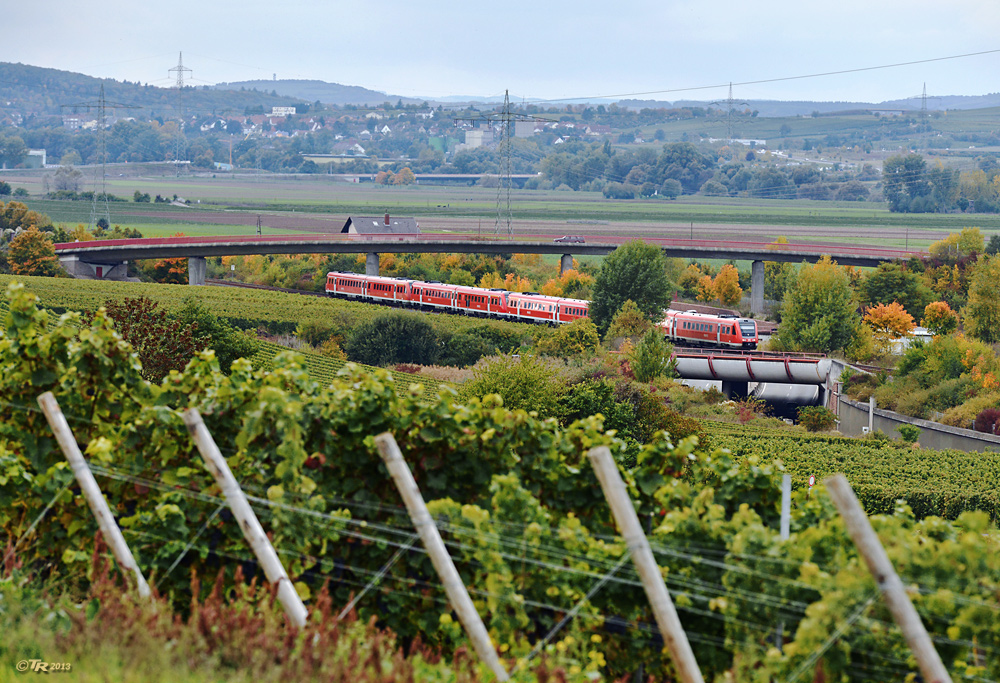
[797, 406, 836, 432]
[458, 353, 565, 418]
[296, 319, 334, 347]
[536, 318, 600, 358]
[703, 386, 726, 404]
[974, 408, 1000, 435]
[941, 392, 1000, 428]
[896, 423, 922, 444]
[345, 312, 440, 366]
[174, 299, 259, 374]
[842, 371, 885, 401]
[437, 330, 493, 367]
[629, 329, 675, 383]
[735, 396, 770, 423]
[318, 338, 347, 360]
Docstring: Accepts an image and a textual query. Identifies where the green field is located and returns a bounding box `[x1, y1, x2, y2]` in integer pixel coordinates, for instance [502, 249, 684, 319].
[7, 173, 1000, 238]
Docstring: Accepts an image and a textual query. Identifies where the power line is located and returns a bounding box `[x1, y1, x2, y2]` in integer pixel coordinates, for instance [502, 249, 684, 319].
[521, 47, 1000, 105]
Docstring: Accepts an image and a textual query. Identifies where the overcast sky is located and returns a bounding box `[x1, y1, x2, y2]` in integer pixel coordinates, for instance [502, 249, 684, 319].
[4, 0, 999, 104]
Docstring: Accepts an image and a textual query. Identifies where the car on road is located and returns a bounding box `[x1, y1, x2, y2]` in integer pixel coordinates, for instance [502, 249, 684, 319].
[553, 235, 585, 243]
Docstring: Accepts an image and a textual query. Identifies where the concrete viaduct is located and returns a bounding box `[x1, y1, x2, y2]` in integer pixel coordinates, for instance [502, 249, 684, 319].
[54, 235, 919, 317]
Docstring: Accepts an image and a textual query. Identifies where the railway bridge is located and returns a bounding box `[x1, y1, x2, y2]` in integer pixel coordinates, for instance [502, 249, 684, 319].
[54, 234, 919, 316]
[672, 348, 832, 404]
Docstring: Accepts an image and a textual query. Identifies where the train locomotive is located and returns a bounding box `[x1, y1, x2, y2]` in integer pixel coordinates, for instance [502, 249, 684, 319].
[658, 309, 759, 350]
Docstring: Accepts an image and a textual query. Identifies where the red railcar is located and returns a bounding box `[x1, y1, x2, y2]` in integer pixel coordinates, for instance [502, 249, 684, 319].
[324, 272, 589, 325]
[659, 309, 758, 349]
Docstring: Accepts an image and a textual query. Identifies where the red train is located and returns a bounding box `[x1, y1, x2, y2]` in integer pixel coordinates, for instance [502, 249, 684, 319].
[658, 309, 759, 349]
[325, 272, 591, 325]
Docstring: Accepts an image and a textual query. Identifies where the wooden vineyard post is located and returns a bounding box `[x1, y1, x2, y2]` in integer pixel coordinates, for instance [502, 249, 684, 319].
[37, 391, 151, 599]
[776, 473, 792, 650]
[825, 474, 952, 683]
[587, 446, 705, 683]
[182, 408, 308, 629]
[373, 432, 510, 682]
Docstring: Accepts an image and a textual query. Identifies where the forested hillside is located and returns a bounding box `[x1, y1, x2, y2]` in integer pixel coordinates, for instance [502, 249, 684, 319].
[0, 62, 303, 119]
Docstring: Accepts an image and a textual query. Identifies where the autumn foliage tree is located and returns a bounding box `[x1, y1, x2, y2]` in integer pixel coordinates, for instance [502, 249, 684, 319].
[7, 226, 64, 276]
[863, 301, 915, 354]
[712, 264, 743, 307]
[921, 301, 959, 335]
[696, 275, 714, 302]
[97, 296, 205, 383]
[0, 200, 54, 232]
[145, 232, 188, 284]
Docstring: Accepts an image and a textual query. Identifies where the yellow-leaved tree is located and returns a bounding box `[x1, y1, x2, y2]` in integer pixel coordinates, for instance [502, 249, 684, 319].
[696, 275, 715, 302]
[921, 301, 959, 335]
[863, 301, 915, 354]
[713, 264, 743, 307]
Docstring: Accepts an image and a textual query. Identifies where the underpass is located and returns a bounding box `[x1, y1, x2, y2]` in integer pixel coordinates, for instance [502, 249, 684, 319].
[672, 349, 833, 414]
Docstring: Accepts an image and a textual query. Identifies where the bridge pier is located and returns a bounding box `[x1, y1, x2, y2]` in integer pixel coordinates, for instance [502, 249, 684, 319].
[560, 253, 574, 275]
[751, 260, 764, 317]
[366, 252, 380, 276]
[721, 380, 749, 400]
[188, 257, 206, 286]
[58, 256, 130, 281]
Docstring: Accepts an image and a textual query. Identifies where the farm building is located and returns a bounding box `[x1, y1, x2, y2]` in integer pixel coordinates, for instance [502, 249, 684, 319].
[342, 213, 420, 237]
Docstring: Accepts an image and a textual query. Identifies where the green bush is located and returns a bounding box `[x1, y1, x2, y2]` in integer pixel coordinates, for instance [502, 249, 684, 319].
[796, 406, 836, 431]
[437, 330, 494, 367]
[629, 329, 675, 383]
[537, 318, 600, 358]
[295, 319, 334, 347]
[174, 299, 259, 374]
[897, 423, 922, 443]
[457, 353, 565, 418]
[345, 312, 440, 366]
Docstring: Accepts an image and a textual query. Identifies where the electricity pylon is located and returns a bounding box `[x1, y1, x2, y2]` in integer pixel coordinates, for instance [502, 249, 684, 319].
[454, 90, 550, 238]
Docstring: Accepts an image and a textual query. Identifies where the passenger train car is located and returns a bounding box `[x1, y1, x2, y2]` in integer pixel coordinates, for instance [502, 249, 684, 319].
[659, 309, 758, 349]
[325, 272, 757, 348]
[325, 272, 590, 325]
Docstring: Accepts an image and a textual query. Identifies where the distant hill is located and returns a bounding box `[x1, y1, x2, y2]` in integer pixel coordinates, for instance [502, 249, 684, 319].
[621, 95, 1000, 117]
[210, 79, 422, 107]
[0, 62, 304, 118]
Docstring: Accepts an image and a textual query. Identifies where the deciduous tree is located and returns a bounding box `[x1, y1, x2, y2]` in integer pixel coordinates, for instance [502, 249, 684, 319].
[712, 264, 743, 307]
[857, 262, 934, 318]
[606, 299, 652, 344]
[964, 253, 1000, 343]
[98, 296, 204, 383]
[778, 256, 858, 353]
[921, 301, 958, 335]
[863, 301, 915, 354]
[7, 226, 63, 276]
[590, 240, 672, 335]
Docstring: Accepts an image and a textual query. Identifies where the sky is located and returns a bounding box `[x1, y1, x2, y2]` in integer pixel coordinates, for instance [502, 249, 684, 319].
[4, 0, 1000, 105]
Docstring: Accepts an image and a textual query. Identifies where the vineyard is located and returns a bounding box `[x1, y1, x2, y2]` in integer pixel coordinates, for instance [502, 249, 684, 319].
[0, 279, 451, 399]
[3, 280, 1000, 682]
[704, 420, 1000, 521]
[250, 337, 451, 397]
[0, 274, 545, 342]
